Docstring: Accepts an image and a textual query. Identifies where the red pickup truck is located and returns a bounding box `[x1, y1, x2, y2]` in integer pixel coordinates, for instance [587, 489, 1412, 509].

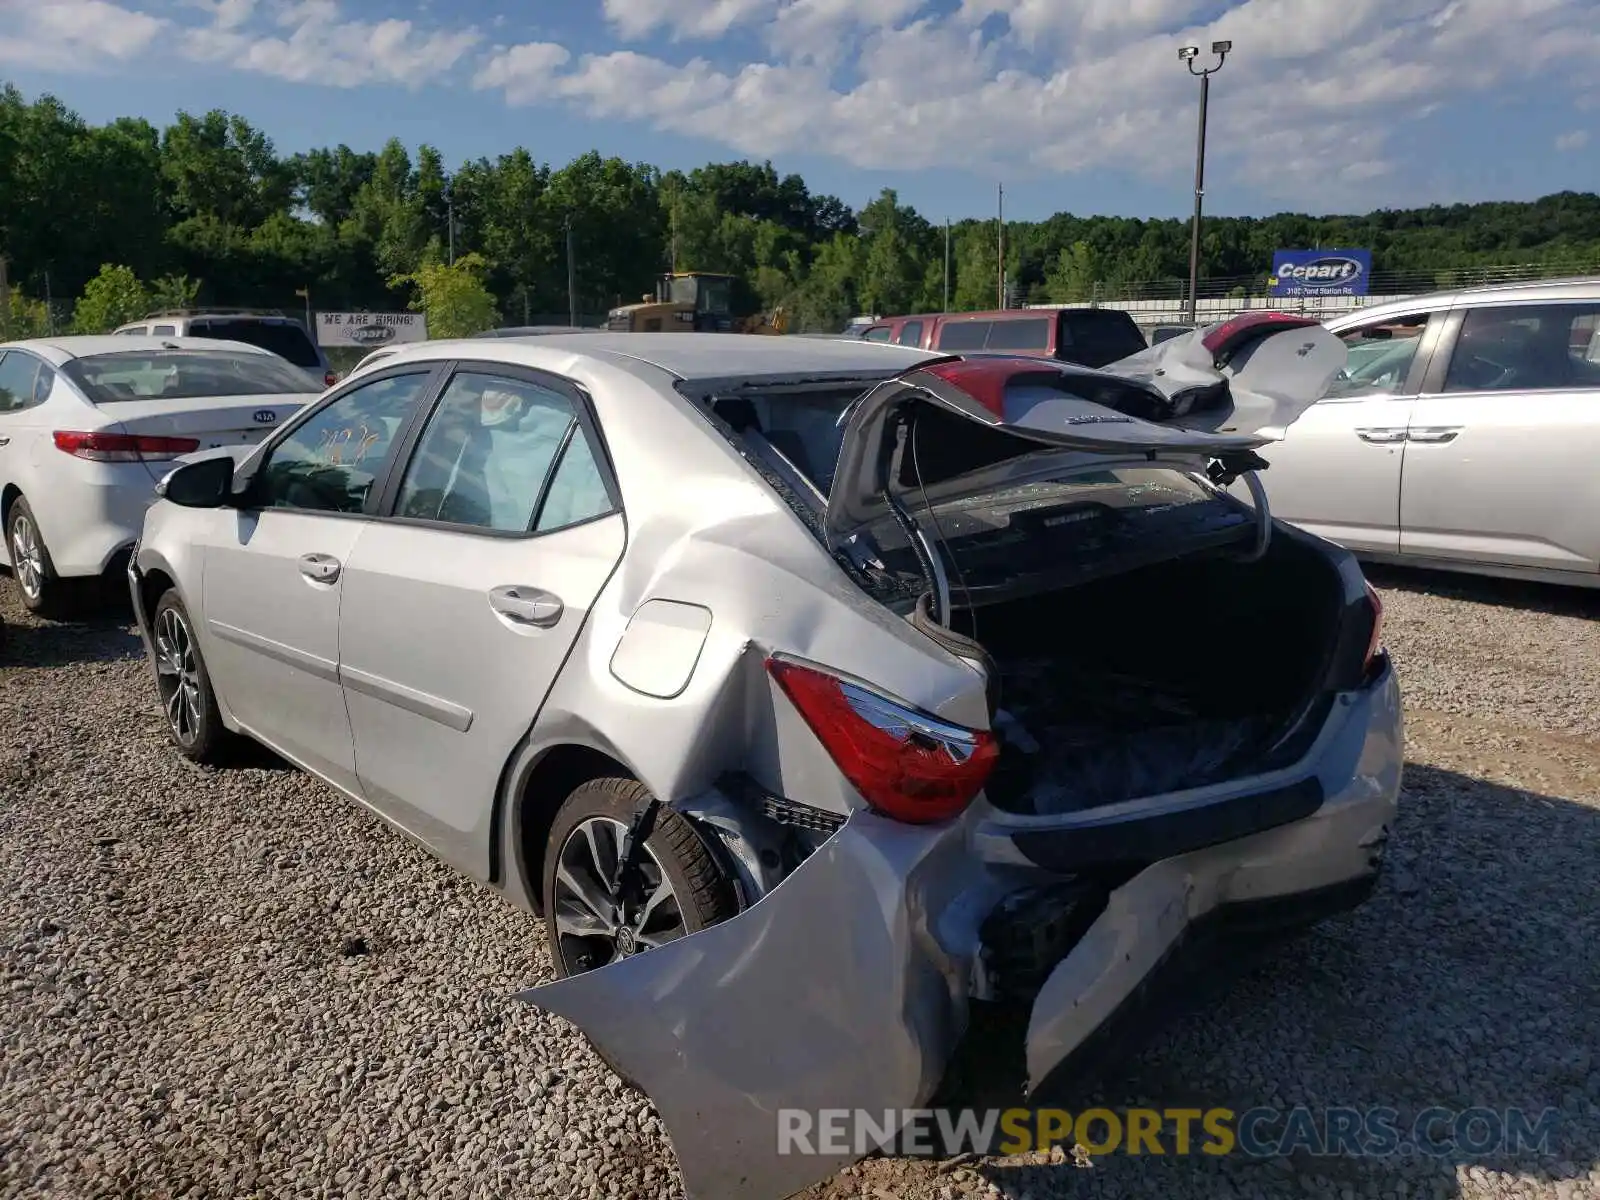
[857, 306, 1149, 369]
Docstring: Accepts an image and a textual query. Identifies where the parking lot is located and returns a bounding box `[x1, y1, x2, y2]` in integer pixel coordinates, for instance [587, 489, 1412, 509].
[2, 569, 1597, 1200]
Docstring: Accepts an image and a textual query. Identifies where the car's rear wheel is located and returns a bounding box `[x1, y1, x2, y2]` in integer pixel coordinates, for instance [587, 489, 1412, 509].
[7, 498, 67, 617]
[543, 778, 738, 981]
[541, 777, 738, 1086]
[151, 590, 232, 765]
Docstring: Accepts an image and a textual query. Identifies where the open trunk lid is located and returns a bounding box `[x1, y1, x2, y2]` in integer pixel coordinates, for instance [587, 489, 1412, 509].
[824, 314, 1344, 548]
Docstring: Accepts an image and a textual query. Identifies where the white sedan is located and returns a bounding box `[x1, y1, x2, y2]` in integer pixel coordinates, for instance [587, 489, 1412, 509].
[0, 336, 324, 615]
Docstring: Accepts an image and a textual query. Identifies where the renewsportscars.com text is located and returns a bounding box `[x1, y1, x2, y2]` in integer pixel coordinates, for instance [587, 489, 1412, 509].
[776, 1106, 1561, 1160]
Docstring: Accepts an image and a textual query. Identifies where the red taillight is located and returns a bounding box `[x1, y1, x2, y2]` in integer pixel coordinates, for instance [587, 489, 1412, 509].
[1363, 581, 1385, 676]
[53, 431, 201, 462]
[915, 358, 1065, 420]
[1201, 312, 1318, 360]
[766, 656, 999, 824]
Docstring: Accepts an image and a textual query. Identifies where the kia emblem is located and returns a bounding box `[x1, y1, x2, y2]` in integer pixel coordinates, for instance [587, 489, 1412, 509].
[253, 409, 277, 424]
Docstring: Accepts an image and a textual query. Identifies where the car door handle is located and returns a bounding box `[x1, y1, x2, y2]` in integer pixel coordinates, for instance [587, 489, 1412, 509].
[298, 553, 342, 583]
[1406, 426, 1461, 444]
[0, 437, 9, 446]
[1354, 427, 1408, 444]
[488, 585, 563, 628]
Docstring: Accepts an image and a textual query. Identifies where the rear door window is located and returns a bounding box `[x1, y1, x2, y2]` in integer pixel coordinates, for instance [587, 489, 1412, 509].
[984, 318, 1050, 351]
[937, 322, 990, 350]
[191, 318, 323, 369]
[0, 351, 42, 413]
[1443, 302, 1600, 393]
[895, 321, 924, 347]
[393, 371, 609, 534]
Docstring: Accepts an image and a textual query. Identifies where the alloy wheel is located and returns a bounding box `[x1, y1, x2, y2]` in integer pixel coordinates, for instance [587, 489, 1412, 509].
[153, 606, 203, 746]
[10, 513, 43, 602]
[551, 816, 687, 974]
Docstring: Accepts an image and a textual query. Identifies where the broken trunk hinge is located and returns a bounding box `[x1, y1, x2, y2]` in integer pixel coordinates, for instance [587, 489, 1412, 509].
[611, 797, 663, 913]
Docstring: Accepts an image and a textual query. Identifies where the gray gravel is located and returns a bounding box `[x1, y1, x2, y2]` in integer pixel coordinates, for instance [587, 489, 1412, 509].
[3, 567, 1599, 1200]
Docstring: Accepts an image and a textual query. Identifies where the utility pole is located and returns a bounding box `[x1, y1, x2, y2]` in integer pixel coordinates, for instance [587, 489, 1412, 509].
[565, 214, 577, 327]
[295, 286, 312, 335]
[996, 184, 1005, 310]
[43, 270, 53, 334]
[1178, 40, 1231, 324]
[447, 193, 456, 266]
[943, 218, 951, 312]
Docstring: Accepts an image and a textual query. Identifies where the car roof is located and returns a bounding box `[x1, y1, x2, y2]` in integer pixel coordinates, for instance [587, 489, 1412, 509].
[1, 335, 275, 363]
[1331, 275, 1600, 325]
[373, 332, 938, 382]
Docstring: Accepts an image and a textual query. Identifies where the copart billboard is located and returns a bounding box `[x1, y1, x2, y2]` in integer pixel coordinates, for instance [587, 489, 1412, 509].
[1268, 250, 1372, 297]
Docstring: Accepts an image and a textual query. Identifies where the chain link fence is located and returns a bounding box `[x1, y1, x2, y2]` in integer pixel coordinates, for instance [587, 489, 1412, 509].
[1031, 258, 1600, 324]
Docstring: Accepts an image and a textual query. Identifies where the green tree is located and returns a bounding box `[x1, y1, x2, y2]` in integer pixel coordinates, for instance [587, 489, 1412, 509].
[147, 273, 201, 311]
[71, 263, 147, 332]
[0, 287, 52, 338]
[390, 252, 499, 337]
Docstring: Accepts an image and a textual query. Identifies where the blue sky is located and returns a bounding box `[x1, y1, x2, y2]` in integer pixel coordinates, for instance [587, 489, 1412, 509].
[1, 0, 1596, 222]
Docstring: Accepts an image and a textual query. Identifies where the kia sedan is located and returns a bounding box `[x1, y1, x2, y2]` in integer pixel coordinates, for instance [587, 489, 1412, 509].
[0, 337, 322, 614]
[129, 328, 1399, 1200]
[1246, 278, 1600, 588]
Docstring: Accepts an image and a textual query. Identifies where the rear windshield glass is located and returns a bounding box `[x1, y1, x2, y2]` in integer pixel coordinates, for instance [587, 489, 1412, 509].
[191, 319, 322, 368]
[69, 350, 322, 403]
[1058, 310, 1147, 365]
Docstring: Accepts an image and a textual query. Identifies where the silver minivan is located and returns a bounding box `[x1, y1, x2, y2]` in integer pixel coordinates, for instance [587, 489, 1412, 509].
[1247, 277, 1600, 588]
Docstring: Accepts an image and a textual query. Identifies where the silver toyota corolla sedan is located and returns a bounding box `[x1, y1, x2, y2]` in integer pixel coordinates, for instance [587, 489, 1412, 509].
[129, 325, 1401, 1200]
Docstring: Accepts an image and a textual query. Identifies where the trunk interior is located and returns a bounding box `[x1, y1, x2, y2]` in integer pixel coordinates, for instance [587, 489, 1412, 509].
[956, 532, 1347, 816]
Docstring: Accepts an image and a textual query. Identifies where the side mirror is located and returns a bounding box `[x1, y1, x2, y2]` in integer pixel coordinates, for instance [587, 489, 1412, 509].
[156, 455, 238, 508]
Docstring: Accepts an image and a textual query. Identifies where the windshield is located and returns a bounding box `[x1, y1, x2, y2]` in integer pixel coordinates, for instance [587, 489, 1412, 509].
[190, 318, 323, 368]
[69, 350, 322, 403]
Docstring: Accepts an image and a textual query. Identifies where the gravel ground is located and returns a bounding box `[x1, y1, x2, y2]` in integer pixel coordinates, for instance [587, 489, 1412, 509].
[2, 567, 1598, 1200]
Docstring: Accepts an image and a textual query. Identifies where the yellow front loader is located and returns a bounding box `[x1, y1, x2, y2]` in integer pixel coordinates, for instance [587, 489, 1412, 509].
[606, 272, 786, 335]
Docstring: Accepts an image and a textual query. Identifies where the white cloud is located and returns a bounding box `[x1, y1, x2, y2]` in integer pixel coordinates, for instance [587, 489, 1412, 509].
[6, 0, 1597, 208]
[478, 0, 1600, 206]
[601, 0, 775, 41]
[177, 0, 482, 88]
[0, 0, 166, 70]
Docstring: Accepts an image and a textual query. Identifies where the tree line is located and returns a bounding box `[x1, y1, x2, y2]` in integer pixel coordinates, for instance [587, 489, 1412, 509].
[3, 84, 1600, 337]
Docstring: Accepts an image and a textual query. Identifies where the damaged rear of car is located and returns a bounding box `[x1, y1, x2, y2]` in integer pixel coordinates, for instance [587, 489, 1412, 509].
[517, 316, 1402, 1200]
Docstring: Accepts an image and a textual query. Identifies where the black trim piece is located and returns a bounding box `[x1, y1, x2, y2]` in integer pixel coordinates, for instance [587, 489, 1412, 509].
[1415, 307, 1466, 397]
[1008, 777, 1325, 875]
[1026, 872, 1381, 1102]
[528, 418, 580, 533]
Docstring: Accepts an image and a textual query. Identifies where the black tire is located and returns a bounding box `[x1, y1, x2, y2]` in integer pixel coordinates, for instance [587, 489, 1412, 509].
[6, 497, 70, 618]
[150, 589, 234, 765]
[542, 777, 738, 982]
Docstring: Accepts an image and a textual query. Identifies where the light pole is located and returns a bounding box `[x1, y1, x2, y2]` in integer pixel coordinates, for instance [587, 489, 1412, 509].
[1178, 39, 1230, 324]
